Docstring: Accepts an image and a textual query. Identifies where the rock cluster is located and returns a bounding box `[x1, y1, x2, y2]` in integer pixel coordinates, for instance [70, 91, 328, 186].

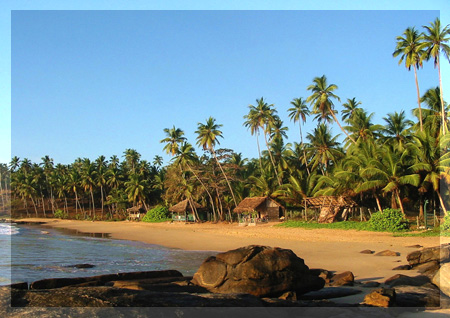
[4, 244, 450, 312]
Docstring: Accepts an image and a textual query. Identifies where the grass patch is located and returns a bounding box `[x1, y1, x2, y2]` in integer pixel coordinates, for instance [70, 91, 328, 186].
[276, 220, 370, 231]
[393, 227, 450, 237]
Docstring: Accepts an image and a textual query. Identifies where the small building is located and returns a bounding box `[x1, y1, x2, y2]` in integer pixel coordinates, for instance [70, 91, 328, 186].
[127, 205, 146, 221]
[169, 199, 203, 222]
[233, 196, 285, 222]
[303, 196, 357, 223]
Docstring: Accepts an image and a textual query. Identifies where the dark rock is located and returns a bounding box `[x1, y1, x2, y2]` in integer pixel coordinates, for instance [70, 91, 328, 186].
[360, 250, 374, 254]
[362, 281, 381, 288]
[278, 291, 297, 301]
[64, 263, 96, 269]
[384, 274, 431, 287]
[191, 245, 325, 297]
[30, 270, 183, 289]
[407, 245, 423, 248]
[329, 271, 354, 287]
[395, 285, 450, 308]
[363, 288, 396, 307]
[300, 287, 362, 300]
[392, 265, 411, 270]
[432, 262, 450, 297]
[11, 286, 266, 307]
[7, 282, 28, 290]
[412, 261, 440, 278]
[407, 244, 450, 265]
[310, 268, 332, 284]
[374, 250, 399, 256]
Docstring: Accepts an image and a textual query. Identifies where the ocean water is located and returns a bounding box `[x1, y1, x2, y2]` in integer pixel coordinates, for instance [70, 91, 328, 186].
[0, 223, 215, 286]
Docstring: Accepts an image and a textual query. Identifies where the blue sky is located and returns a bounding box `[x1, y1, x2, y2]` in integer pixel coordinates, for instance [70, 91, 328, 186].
[2, 1, 449, 165]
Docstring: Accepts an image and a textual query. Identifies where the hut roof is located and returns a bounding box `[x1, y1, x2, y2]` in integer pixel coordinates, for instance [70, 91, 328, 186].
[233, 196, 283, 213]
[169, 199, 203, 213]
[304, 196, 357, 208]
[127, 205, 145, 213]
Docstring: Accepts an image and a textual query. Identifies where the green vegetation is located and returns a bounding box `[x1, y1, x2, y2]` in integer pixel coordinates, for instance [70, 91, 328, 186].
[142, 206, 170, 223]
[3, 18, 449, 224]
[53, 209, 67, 219]
[367, 209, 410, 232]
[277, 220, 370, 231]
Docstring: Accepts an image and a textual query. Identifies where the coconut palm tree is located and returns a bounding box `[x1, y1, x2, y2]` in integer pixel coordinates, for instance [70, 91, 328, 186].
[161, 126, 187, 156]
[306, 123, 343, 175]
[382, 111, 414, 152]
[341, 98, 362, 123]
[125, 173, 148, 210]
[306, 75, 356, 144]
[409, 131, 450, 215]
[195, 117, 237, 207]
[422, 18, 450, 135]
[80, 159, 97, 218]
[417, 87, 449, 136]
[244, 98, 281, 185]
[393, 27, 426, 131]
[287, 97, 310, 175]
[123, 149, 141, 174]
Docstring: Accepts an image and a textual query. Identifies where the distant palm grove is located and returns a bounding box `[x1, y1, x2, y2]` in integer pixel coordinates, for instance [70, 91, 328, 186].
[3, 18, 450, 222]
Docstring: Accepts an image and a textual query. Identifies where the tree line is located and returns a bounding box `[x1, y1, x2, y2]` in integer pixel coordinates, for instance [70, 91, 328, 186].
[3, 18, 450, 222]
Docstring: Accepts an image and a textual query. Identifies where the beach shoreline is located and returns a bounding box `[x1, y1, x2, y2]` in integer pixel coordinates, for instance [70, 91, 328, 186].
[10, 218, 450, 284]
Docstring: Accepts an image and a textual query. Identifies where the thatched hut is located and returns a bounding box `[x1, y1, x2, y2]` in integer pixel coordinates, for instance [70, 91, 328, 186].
[126, 205, 146, 221]
[169, 199, 203, 222]
[303, 196, 357, 223]
[233, 197, 285, 222]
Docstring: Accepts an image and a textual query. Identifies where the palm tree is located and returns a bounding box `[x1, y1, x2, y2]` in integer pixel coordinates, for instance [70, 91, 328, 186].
[125, 173, 148, 210]
[244, 98, 281, 185]
[417, 87, 449, 135]
[341, 98, 362, 123]
[393, 27, 426, 131]
[80, 159, 97, 219]
[123, 149, 141, 174]
[382, 111, 414, 152]
[306, 75, 356, 144]
[409, 131, 450, 215]
[160, 126, 187, 156]
[345, 109, 383, 145]
[306, 123, 343, 175]
[287, 97, 310, 174]
[422, 18, 450, 135]
[195, 117, 237, 207]
[96, 155, 108, 218]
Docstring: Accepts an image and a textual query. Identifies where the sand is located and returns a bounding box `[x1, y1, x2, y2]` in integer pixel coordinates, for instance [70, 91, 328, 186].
[17, 218, 450, 284]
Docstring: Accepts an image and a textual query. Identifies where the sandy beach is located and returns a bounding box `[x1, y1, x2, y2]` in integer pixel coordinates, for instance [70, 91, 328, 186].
[15, 218, 449, 284]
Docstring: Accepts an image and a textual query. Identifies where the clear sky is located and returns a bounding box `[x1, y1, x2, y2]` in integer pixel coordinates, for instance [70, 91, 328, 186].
[2, 1, 449, 165]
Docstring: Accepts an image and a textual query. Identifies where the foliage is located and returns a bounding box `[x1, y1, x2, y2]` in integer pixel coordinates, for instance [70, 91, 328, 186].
[368, 209, 410, 232]
[441, 215, 450, 231]
[277, 220, 370, 231]
[142, 205, 169, 222]
[54, 209, 67, 219]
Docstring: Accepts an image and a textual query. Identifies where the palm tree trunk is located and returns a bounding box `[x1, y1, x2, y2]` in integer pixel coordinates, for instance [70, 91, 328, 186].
[186, 164, 217, 221]
[413, 64, 423, 132]
[396, 189, 406, 216]
[436, 188, 448, 215]
[374, 192, 383, 212]
[211, 148, 238, 207]
[263, 131, 282, 186]
[90, 187, 95, 220]
[299, 124, 310, 175]
[256, 131, 263, 174]
[100, 185, 104, 219]
[328, 106, 356, 144]
[31, 196, 38, 217]
[438, 59, 447, 135]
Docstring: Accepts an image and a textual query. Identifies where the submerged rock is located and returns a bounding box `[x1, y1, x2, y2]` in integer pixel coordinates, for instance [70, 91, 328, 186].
[191, 245, 325, 297]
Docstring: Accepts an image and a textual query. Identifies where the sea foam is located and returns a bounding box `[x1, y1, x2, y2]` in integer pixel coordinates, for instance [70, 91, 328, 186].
[0, 224, 19, 235]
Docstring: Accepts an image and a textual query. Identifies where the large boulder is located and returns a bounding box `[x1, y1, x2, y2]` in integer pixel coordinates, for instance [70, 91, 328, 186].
[191, 245, 325, 297]
[406, 244, 450, 265]
[432, 262, 450, 297]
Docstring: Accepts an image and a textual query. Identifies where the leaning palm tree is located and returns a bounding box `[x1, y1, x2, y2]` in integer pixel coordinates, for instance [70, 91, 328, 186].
[195, 117, 237, 207]
[422, 18, 450, 134]
[393, 27, 426, 131]
[341, 98, 362, 123]
[288, 97, 310, 175]
[306, 75, 356, 144]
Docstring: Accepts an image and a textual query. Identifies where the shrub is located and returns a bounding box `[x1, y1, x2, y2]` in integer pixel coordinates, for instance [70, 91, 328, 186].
[368, 209, 409, 232]
[441, 215, 450, 231]
[54, 209, 67, 219]
[142, 206, 169, 222]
